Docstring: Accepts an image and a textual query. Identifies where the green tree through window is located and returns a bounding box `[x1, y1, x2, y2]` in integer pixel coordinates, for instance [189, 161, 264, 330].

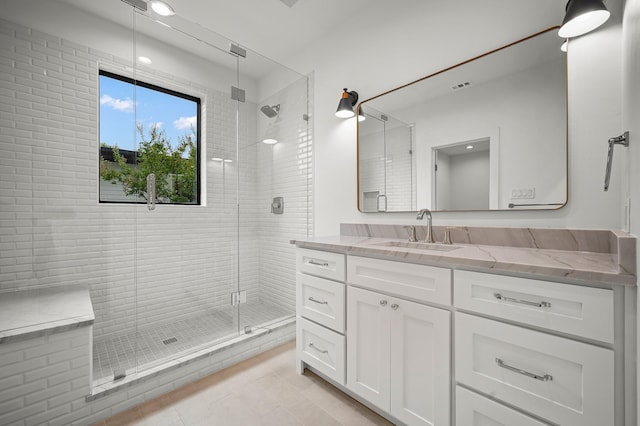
[98, 70, 201, 205]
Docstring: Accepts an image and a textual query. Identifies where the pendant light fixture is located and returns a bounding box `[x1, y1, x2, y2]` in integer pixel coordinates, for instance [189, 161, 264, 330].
[335, 88, 359, 119]
[558, 0, 610, 38]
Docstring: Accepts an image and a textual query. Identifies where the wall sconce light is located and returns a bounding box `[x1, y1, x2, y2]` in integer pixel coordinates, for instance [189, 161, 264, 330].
[357, 106, 366, 122]
[560, 39, 569, 52]
[558, 0, 610, 38]
[335, 88, 359, 118]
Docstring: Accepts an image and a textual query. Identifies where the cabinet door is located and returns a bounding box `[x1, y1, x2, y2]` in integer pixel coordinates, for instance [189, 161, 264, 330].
[390, 297, 450, 426]
[346, 286, 391, 411]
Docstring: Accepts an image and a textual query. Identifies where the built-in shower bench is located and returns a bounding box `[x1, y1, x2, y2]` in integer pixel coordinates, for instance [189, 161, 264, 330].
[0, 285, 94, 344]
[0, 285, 94, 426]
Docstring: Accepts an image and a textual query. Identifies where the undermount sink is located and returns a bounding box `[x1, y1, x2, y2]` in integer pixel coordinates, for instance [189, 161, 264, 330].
[372, 241, 462, 252]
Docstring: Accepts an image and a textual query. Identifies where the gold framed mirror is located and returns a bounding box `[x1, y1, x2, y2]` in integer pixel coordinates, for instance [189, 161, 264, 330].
[357, 27, 567, 212]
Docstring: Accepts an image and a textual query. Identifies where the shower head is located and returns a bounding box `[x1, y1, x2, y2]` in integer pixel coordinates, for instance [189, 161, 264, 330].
[260, 104, 280, 118]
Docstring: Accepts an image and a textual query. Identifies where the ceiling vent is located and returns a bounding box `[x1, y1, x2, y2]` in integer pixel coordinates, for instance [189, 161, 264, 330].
[451, 81, 472, 91]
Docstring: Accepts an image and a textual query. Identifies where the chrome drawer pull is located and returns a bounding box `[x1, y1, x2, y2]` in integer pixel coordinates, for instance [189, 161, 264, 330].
[308, 342, 328, 354]
[496, 358, 553, 382]
[493, 292, 551, 308]
[308, 297, 328, 305]
[308, 260, 329, 267]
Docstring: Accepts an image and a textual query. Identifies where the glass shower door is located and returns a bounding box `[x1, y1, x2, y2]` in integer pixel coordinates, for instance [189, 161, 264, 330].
[129, 9, 241, 373]
[236, 49, 312, 335]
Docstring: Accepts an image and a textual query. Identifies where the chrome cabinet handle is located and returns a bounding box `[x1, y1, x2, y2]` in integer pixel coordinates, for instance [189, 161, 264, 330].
[380, 300, 388, 307]
[308, 297, 328, 305]
[146, 173, 156, 211]
[308, 342, 328, 354]
[496, 358, 552, 382]
[308, 260, 329, 267]
[494, 293, 551, 308]
[391, 303, 399, 310]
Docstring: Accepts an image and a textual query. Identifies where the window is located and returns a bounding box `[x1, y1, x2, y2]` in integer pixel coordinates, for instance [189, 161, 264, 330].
[99, 70, 201, 205]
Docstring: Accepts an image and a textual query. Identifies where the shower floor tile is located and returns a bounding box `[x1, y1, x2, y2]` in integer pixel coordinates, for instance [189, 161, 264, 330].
[92, 300, 292, 383]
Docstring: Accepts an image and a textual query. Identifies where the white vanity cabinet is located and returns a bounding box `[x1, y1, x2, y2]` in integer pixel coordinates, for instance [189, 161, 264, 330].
[295, 248, 347, 384]
[295, 244, 635, 426]
[454, 270, 617, 426]
[346, 256, 451, 426]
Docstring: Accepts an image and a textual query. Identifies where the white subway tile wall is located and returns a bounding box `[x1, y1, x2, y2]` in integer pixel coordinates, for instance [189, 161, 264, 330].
[0, 16, 312, 423]
[0, 327, 92, 426]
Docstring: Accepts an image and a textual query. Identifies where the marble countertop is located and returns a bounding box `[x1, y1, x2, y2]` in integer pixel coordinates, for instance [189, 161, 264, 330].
[0, 285, 94, 344]
[294, 235, 637, 287]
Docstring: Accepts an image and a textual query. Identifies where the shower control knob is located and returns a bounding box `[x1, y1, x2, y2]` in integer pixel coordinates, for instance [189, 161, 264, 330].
[391, 303, 399, 310]
[380, 300, 388, 307]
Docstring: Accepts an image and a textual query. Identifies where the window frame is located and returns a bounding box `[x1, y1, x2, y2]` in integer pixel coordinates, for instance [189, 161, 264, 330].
[98, 69, 202, 206]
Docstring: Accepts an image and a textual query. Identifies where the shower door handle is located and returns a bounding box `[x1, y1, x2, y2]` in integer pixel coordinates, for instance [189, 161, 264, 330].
[147, 173, 156, 211]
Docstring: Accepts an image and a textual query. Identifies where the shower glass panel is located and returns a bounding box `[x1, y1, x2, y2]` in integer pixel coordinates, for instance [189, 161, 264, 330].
[95, 2, 310, 382]
[126, 9, 243, 376]
[236, 48, 311, 334]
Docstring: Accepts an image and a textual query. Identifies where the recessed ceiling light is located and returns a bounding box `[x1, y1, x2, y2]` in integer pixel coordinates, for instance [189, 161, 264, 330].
[137, 56, 152, 65]
[262, 138, 278, 145]
[466, 145, 474, 150]
[150, 1, 175, 16]
[211, 157, 223, 162]
[223, 159, 233, 163]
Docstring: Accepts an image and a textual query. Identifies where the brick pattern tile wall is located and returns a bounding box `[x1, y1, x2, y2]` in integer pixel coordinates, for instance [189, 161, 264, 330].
[256, 76, 312, 312]
[0, 327, 92, 426]
[0, 18, 311, 348]
[0, 323, 295, 426]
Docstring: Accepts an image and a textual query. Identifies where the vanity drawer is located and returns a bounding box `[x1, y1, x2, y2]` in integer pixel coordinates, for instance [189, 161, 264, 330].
[297, 317, 346, 384]
[296, 273, 345, 333]
[347, 255, 452, 305]
[455, 312, 614, 426]
[456, 386, 550, 426]
[297, 248, 346, 282]
[453, 270, 614, 343]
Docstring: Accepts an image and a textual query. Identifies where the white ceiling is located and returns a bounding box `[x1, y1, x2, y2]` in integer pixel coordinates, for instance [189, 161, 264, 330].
[59, 0, 371, 64]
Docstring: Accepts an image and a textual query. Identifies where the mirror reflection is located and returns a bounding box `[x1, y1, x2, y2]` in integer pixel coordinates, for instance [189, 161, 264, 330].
[357, 27, 567, 212]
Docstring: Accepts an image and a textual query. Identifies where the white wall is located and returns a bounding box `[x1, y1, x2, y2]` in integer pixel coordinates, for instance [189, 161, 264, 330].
[622, 0, 640, 418]
[283, 0, 624, 236]
[448, 151, 490, 210]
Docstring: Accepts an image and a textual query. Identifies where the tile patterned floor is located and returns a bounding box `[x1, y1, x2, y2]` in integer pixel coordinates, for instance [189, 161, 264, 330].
[94, 341, 394, 426]
[93, 300, 292, 384]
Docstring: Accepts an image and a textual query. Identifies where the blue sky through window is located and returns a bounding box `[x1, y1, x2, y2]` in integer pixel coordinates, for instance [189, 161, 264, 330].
[99, 73, 198, 151]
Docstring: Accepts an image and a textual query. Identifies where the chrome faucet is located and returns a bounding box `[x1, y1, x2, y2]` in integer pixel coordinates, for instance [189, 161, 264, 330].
[416, 209, 435, 243]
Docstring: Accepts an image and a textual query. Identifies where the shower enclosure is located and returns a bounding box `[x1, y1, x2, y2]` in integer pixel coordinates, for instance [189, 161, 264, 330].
[0, 0, 312, 387]
[91, 1, 312, 385]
